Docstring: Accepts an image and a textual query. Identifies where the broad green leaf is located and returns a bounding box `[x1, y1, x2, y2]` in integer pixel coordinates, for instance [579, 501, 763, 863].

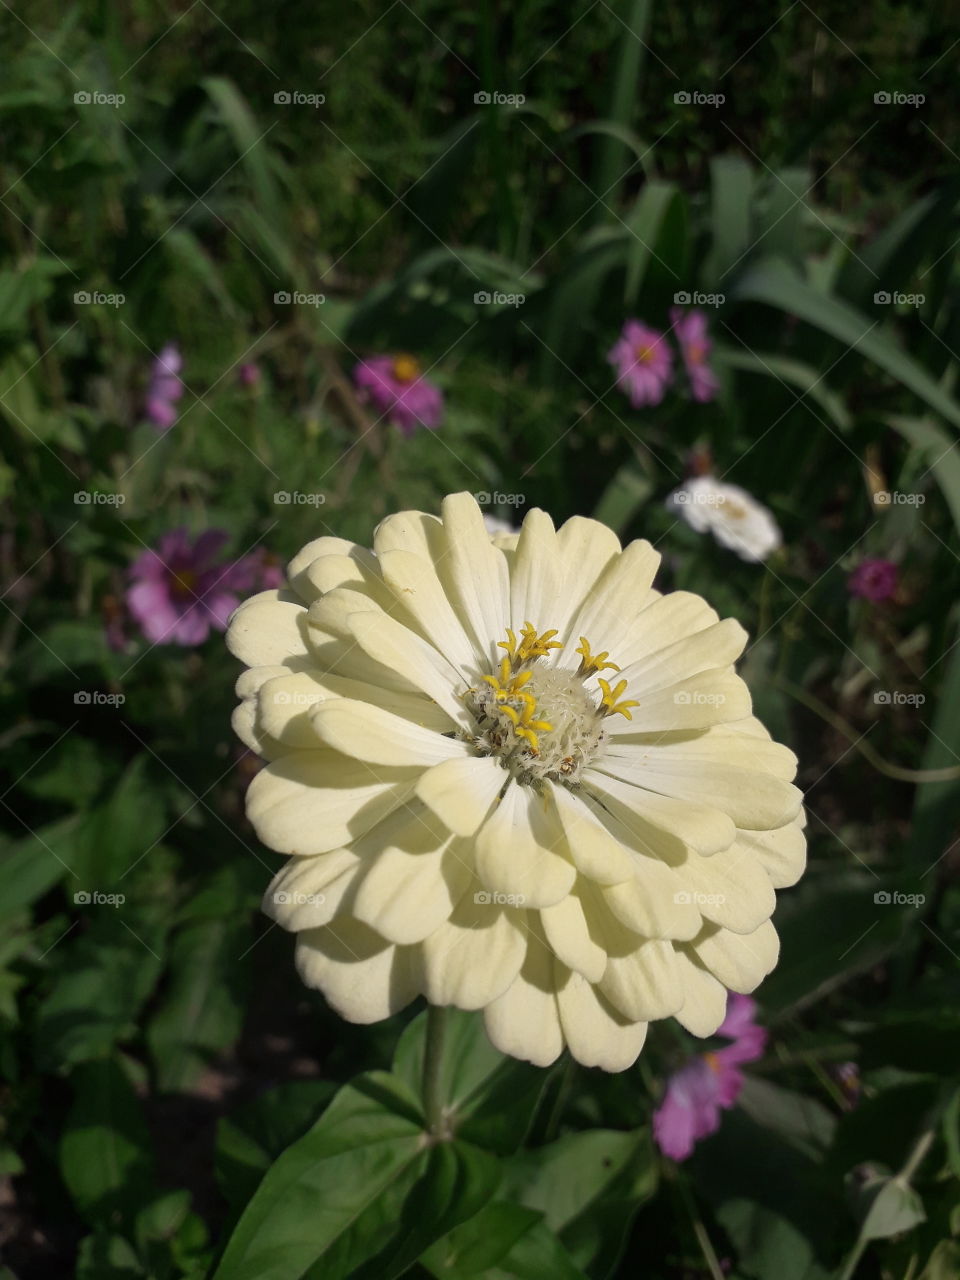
[592, 459, 654, 533]
[715, 347, 851, 431]
[737, 1077, 836, 1160]
[705, 153, 754, 285]
[393, 1008, 549, 1154]
[623, 181, 686, 305]
[485, 1221, 589, 1280]
[732, 257, 960, 433]
[854, 1171, 926, 1241]
[212, 1072, 426, 1280]
[592, 0, 652, 203]
[0, 817, 78, 922]
[71, 755, 167, 886]
[60, 1056, 154, 1224]
[421, 1201, 544, 1278]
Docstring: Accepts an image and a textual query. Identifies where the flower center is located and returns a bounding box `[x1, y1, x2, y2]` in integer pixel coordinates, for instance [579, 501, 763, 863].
[633, 343, 655, 364]
[170, 569, 198, 597]
[391, 354, 420, 383]
[464, 625, 638, 786]
[687, 341, 706, 365]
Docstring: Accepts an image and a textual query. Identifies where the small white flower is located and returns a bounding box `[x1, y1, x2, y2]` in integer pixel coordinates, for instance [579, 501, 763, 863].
[670, 475, 781, 563]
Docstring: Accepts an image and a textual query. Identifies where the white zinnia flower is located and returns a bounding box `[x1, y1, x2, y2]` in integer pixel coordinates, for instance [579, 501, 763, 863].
[670, 475, 782, 562]
[227, 492, 805, 1072]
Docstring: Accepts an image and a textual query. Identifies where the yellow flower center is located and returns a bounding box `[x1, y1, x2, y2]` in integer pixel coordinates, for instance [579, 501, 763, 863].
[466, 623, 638, 785]
[391, 354, 421, 383]
[687, 341, 706, 365]
[634, 343, 655, 364]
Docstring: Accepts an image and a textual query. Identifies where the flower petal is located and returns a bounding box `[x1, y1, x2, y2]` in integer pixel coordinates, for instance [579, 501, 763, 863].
[483, 932, 564, 1067]
[687, 919, 780, 993]
[264, 849, 363, 929]
[226, 592, 310, 668]
[416, 756, 507, 836]
[599, 936, 683, 1022]
[311, 699, 468, 767]
[540, 892, 606, 983]
[555, 967, 647, 1071]
[421, 890, 525, 1008]
[440, 493, 510, 665]
[584, 769, 736, 858]
[475, 780, 576, 909]
[295, 919, 421, 1023]
[546, 783, 636, 885]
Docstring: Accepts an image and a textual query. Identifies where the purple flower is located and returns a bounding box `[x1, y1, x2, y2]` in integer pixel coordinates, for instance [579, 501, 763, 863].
[238, 362, 261, 387]
[607, 320, 673, 408]
[244, 547, 285, 590]
[849, 558, 897, 602]
[670, 306, 720, 403]
[144, 343, 184, 431]
[353, 354, 443, 436]
[653, 994, 767, 1161]
[127, 529, 252, 646]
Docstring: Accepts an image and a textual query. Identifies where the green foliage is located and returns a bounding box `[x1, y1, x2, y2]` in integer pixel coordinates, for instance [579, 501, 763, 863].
[2, 0, 959, 1277]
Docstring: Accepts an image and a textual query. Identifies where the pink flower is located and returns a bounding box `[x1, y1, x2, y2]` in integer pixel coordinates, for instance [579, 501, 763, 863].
[607, 320, 673, 408]
[238, 362, 261, 387]
[243, 547, 285, 590]
[144, 343, 184, 431]
[849, 558, 897, 602]
[653, 994, 767, 1161]
[353, 354, 443, 436]
[670, 306, 720, 403]
[127, 529, 251, 646]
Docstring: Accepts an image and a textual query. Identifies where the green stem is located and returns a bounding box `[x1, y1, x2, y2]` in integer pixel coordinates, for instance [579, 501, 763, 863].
[422, 1004, 448, 1138]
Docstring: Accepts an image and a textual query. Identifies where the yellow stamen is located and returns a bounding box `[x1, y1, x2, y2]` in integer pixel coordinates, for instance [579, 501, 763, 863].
[391, 354, 420, 383]
[575, 636, 620, 676]
[597, 677, 640, 720]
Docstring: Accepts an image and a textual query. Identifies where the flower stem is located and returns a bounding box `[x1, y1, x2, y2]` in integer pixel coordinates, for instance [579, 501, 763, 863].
[422, 1004, 448, 1138]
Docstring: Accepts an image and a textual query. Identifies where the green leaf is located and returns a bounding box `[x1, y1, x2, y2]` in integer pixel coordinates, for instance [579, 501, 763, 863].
[393, 1008, 549, 1154]
[592, 459, 654, 534]
[485, 1221, 589, 1280]
[854, 1171, 927, 1241]
[716, 346, 851, 432]
[592, 0, 652, 203]
[732, 257, 960, 433]
[147, 916, 248, 1093]
[212, 1072, 427, 1280]
[887, 414, 960, 534]
[501, 1128, 656, 1275]
[622, 181, 686, 305]
[72, 755, 167, 886]
[0, 817, 77, 923]
[60, 1056, 154, 1225]
[737, 1077, 837, 1160]
[705, 153, 754, 285]
[421, 1201, 544, 1278]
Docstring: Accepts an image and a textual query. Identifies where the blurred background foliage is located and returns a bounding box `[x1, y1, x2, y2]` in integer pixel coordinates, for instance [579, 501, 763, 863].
[2, 0, 960, 1277]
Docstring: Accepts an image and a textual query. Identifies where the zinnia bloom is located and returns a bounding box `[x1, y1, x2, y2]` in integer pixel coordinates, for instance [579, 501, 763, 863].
[128, 529, 253, 646]
[353, 355, 443, 435]
[848, 558, 897, 602]
[670, 307, 720, 403]
[227, 493, 805, 1071]
[653, 993, 765, 1160]
[144, 343, 184, 431]
[607, 320, 673, 408]
[670, 475, 781, 563]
